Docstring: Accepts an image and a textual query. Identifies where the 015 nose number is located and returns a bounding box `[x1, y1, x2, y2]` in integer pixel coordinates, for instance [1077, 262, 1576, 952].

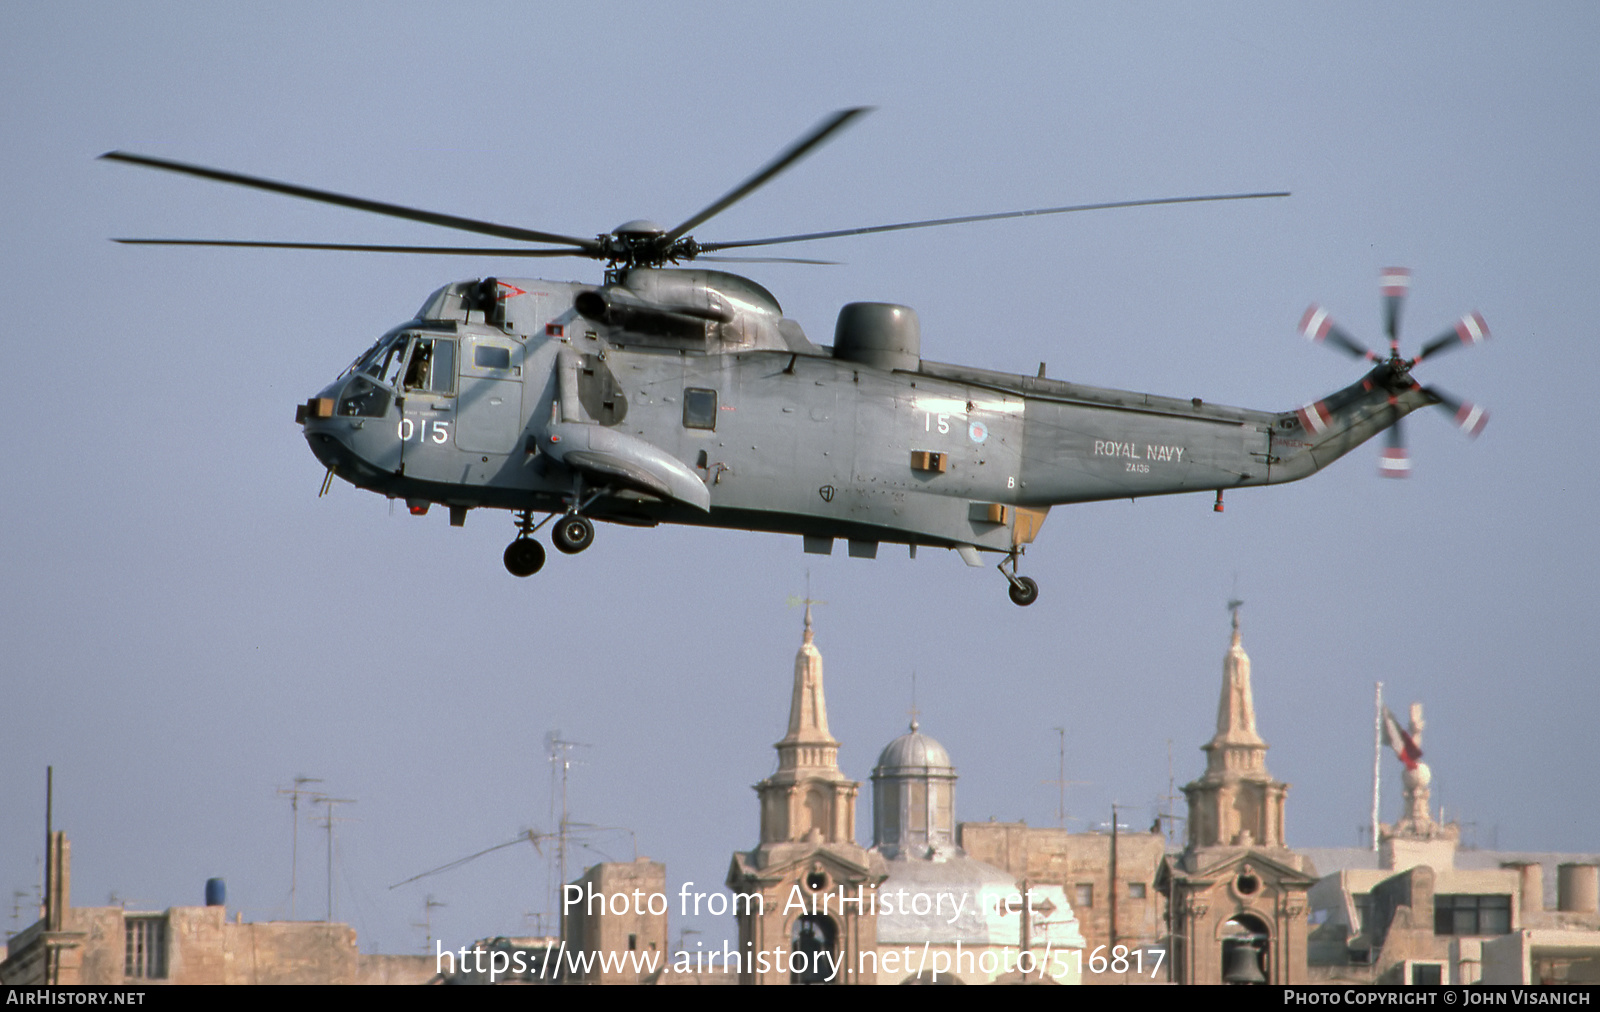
[398, 417, 450, 444]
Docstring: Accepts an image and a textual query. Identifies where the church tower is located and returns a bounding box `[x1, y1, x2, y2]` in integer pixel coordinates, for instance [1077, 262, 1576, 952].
[1159, 606, 1315, 985]
[754, 604, 859, 845]
[1183, 608, 1289, 849]
[727, 607, 885, 984]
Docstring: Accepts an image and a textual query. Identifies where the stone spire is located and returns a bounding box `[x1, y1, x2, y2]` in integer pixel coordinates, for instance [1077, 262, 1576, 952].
[1184, 606, 1289, 849]
[755, 607, 858, 844]
[1205, 607, 1268, 770]
[777, 602, 838, 760]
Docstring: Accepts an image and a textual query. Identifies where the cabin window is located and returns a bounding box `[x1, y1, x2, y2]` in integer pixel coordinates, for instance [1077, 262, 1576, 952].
[683, 388, 717, 430]
[474, 345, 512, 370]
[1075, 883, 1094, 909]
[403, 338, 455, 395]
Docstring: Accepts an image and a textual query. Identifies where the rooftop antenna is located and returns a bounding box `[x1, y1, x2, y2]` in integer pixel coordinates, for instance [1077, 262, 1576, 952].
[1041, 727, 1089, 829]
[389, 828, 552, 891]
[546, 733, 591, 896]
[524, 909, 557, 938]
[412, 894, 446, 953]
[1157, 738, 1187, 848]
[675, 927, 702, 958]
[318, 795, 357, 922]
[278, 775, 326, 919]
[9, 889, 29, 940]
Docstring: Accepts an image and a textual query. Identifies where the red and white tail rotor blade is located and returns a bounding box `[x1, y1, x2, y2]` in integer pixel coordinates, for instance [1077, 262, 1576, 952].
[1379, 416, 1412, 478]
[1299, 304, 1377, 361]
[1381, 267, 1411, 352]
[1427, 388, 1490, 438]
[1415, 311, 1490, 363]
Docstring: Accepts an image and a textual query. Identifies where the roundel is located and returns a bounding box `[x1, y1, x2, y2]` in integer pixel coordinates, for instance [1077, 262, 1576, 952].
[968, 421, 989, 444]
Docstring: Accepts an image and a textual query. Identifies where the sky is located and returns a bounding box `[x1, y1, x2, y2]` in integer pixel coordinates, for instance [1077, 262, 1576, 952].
[2, 2, 1596, 957]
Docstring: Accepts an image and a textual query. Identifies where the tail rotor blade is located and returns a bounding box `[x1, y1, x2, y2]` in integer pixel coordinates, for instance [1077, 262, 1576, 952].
[1381, 267, 1411, 351]
[1379, 416, 1412, 478]
[1300, 305, 1377, 361]
[1426, 387, 1490, 438]
[1416, 311, 1490, 363]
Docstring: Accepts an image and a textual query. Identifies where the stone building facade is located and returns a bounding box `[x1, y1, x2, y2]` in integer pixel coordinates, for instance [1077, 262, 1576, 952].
[960, 822, 1165, 983]
[1302, 706, 1600, 985]
[560, 858, 668, 984]
[1, 833, 432, 985]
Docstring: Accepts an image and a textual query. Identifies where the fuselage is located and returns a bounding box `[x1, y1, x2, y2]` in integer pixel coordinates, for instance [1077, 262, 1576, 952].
[299, 269, 1428, 558]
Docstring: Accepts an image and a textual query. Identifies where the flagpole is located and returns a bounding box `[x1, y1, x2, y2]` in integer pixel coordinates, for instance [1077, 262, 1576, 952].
[1371, 681, 1383, 854]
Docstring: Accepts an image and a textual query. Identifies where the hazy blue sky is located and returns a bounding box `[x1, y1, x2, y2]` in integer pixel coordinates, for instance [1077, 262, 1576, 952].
[3, 3, 1596, 955]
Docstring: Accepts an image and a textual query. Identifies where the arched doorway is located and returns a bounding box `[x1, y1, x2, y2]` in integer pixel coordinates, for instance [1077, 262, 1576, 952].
[1220, 913, 1271, 984]
[790, 914, 838, 984]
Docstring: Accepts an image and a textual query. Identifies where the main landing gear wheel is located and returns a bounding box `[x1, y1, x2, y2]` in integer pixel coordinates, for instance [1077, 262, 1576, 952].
[552, 514, 595, 555]
[1008, 576, 1039, 607]
[504, 538, 546, 577]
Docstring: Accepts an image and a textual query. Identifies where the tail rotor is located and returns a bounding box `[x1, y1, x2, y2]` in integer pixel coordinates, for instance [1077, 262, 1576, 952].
[1297, 268, 1490, 477]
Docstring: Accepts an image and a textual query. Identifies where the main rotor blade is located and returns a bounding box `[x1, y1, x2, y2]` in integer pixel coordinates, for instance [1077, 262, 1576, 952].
[662, 107, 871, 245]
[100, 151, 602, 254]
[696, 254, 841, 265]
[700, 191, 1290, 252]
[112, 239, 591, 256]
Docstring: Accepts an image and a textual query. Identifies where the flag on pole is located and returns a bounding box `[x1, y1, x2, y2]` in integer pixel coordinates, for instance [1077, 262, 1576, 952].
[1382, 707, 1423, 770]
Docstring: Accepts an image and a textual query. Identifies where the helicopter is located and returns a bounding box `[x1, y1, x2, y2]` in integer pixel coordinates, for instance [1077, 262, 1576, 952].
[102, 109, 1488, 605]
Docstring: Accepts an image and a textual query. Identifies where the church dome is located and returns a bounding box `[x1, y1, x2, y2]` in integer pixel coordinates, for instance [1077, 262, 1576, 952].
[872, 721, 959, 859]
[874, 722, 954, 775]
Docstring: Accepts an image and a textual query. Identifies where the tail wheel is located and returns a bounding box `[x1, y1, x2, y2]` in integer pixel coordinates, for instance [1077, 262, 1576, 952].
[1008, 576, 1039, 607]
[504, 538, 546, 577]
[552, 514, 595, 555]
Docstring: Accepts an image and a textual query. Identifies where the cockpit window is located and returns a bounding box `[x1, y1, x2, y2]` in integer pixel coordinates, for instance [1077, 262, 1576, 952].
[337, 375, 391, 418]
[351, 332, 409, 384]
[403, 338, 456, 395]
[374, 335, 412, 387]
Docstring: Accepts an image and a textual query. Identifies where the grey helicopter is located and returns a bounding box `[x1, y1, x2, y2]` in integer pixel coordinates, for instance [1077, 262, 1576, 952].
[102, 109, 1489, 605]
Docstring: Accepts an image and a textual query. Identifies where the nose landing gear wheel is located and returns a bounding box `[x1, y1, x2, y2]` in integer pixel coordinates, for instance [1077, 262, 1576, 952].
[552, 514, 595, 555]
[1008, 576, 1039, 607]
[504, 538, 546, 577]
